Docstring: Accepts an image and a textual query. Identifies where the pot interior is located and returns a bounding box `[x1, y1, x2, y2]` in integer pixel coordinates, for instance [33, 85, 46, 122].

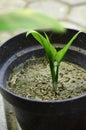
[0, 29, 86, 90]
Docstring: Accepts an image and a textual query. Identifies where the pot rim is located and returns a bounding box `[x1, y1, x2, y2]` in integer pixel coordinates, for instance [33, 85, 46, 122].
[0, 28, 86, 105]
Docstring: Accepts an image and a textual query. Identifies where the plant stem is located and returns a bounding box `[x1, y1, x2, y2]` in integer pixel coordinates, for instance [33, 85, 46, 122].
[49, 60, 60, 92]
[53, 62, 60, 92]
[55, 62, 60, 84]
[49, 60, 55, 86]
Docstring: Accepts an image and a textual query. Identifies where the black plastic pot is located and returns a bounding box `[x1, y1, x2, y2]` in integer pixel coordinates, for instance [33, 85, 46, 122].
[0, 29, 86, 130]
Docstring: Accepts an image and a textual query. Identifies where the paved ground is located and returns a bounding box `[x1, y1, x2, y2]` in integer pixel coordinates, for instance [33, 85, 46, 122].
[0, 0, 86, 130]
[0, 0, 86, 43]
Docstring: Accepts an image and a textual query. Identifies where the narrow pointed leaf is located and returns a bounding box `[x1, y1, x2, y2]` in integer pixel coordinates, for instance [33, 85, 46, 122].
[27, 31, 57, 62]
[0, 10, 65, 32]
[44, 32, 57, 61]
[27, 30, 50, 50]
[55, 32, 80, 63]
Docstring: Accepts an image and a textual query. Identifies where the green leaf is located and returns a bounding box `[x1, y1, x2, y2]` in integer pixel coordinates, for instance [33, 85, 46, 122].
[27, 30, 57, 62]
[55, 32, 80, 63]
[0, 10, 65, 32]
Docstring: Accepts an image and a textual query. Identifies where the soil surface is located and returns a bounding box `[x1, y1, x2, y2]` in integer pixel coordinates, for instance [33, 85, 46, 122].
[7, 57, 86, 101]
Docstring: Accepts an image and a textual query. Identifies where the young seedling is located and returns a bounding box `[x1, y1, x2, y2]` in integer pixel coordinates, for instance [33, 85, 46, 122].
[27, 30, 80, 92]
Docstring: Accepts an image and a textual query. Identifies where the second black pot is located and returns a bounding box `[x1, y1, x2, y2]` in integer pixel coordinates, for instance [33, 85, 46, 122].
[0, 29, 86, 130]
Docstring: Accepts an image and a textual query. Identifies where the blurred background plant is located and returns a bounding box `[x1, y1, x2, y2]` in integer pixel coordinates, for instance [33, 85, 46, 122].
[0, 10, 65, 32]
[0, 0, 86, 43]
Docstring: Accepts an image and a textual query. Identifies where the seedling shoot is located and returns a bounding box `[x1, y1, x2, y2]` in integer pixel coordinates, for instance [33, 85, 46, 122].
[27, 31, 80, 92]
